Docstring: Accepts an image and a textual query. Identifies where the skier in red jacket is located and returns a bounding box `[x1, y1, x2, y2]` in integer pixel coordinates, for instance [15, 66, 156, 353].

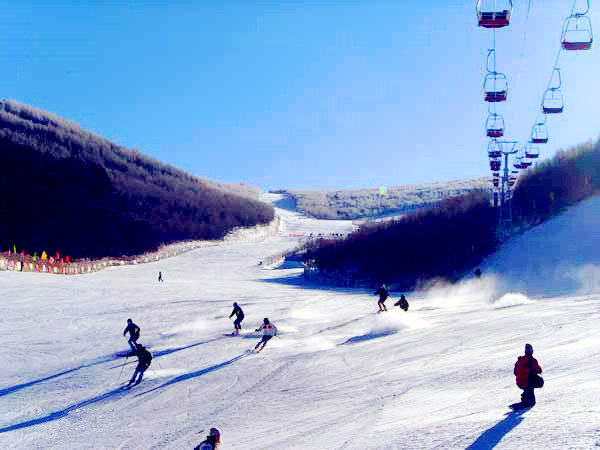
[512, 343, 543, 409]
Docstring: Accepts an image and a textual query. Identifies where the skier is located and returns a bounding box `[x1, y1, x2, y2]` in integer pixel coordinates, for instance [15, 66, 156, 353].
[511, 343, 543, 410]
[229, 302, 245, 335]
[194, 427, 221, 450]
[374, 284, 390, 312]
[123, 318, 140, 353]
[128, 343, 152, 386]
[158, 271, 163, 282]
[474, 268, 482, 278]
[254, 318, 277, 352]
[394, 294, 409, 311]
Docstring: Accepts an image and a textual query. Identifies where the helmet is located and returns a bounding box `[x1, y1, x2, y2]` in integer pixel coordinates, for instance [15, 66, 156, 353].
[233, 302, 238, 307]
[127, 318, 132, 323]
[263, 318, 270, 324]
[525, 343, 533, 355]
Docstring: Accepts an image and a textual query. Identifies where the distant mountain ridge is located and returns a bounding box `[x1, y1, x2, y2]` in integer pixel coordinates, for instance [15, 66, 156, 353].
[0, 99, 274, 258]
[272, 177, 490, 220]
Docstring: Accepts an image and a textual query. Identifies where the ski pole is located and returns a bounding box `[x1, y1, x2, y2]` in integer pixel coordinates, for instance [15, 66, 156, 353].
[118, 356, 128, 382]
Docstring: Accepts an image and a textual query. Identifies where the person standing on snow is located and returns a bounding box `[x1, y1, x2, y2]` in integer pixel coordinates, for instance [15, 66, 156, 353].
[123, 318, 140, 353]
[394, 294, 409, 311]
[194, 427, 221, 450]
[511, 343, 543, 409]
[128, 343, 152, 386]
[158, 271, 163, 282]
[229, 302, 245, 335]
[254, 318, 277, 352]
[374, 284, 390, 312]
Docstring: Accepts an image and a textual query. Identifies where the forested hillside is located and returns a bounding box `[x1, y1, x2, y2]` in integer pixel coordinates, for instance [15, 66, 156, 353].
[305, 136, 600, 289]
[0, 100, 274, 258]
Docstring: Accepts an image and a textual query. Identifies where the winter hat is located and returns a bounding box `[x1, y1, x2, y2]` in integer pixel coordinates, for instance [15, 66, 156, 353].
[209, 428, 221, 442]
[233, 302, 238, 307]
[127, 318, 132, 323]
[525, 343, 533, 355]
[263, 318, 270, 324]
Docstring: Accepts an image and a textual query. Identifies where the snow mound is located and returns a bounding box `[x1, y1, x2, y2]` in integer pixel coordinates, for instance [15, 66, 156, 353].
[492, 292, 535, 308]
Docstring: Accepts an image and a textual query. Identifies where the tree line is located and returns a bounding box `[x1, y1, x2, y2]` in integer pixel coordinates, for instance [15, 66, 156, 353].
[306, 136, 600, 289]
[0, 100, 274, 258]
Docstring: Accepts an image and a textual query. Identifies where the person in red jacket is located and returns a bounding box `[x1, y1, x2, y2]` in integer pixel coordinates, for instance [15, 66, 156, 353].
[512, 343, 543, 409]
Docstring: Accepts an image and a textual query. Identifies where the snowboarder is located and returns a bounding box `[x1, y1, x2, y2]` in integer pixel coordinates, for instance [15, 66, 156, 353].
[158, 271, 163, 282]
[394, 294, 409, 311]
[511, 343, 543, 410]
[374, 284, 390, 312]
[229, 302, 245, 335]
[194, 427, 221, 450]
[254, 318, 277, 352]
[128, 343, 152, 386]
[123, 318, 140, 353]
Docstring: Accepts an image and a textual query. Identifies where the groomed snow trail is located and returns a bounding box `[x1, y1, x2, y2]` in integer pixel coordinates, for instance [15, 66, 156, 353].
[2, 193, 600, 449]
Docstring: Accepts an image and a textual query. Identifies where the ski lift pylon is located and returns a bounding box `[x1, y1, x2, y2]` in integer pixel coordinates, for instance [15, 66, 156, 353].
[477, 0, 513, 28]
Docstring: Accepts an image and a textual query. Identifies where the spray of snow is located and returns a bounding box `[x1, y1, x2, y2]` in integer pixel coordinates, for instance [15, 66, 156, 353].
[162, 316, 212, 336]
[574, 264, 600, 294]
[419, 276, 499, 309]
[492, 292, 535, 308]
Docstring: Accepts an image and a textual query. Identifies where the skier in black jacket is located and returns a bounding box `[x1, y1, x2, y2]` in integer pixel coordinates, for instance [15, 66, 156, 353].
[229, 302, 245, 335]
[123, 319, 140, 353]
[374, 284, 390, 312]
[394, 294, 409, 311]
[128, 343, 152, 386]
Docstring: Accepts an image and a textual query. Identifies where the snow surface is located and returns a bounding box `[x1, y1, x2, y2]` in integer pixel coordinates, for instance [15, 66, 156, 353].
[2, 193, 600, 449]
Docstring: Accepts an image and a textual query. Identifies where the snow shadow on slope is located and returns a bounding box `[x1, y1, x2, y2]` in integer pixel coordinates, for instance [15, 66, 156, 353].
[0, 386, 131, 433]
[466, 408, 529, 449]
[136, 353, 249, 396]
[341, 310, 428, 344]
[0, 354, 117, 398]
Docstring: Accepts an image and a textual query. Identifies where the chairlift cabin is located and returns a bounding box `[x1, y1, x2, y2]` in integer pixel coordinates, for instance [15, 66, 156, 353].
[477, 0, 513, 28]
[531, 122, 549, 144]
[561, 14, 593, 50]
[485, 113, 505, 138]
[483, 72, 508, 102]
[525, 143, 540, 159]
[490, 158, 501, 171]
[542, 88, 564, 114]
[487, 140, 502, 158]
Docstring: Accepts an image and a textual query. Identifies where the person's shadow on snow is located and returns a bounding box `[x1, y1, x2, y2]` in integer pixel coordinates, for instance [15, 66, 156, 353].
[466, 408, 529, 449]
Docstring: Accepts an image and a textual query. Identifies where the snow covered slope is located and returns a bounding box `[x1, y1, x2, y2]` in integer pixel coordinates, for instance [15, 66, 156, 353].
[1, 193, 600, 449]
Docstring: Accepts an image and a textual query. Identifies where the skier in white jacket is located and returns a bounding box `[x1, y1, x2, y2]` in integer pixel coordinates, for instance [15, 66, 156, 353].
[254, 318, 277, 352]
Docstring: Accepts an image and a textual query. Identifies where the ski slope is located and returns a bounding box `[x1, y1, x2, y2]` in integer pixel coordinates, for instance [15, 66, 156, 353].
[2, 193, 600, 449]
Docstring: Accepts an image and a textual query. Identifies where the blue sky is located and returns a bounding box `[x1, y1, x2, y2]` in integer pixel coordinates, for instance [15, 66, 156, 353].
[0, 1, 597, 190]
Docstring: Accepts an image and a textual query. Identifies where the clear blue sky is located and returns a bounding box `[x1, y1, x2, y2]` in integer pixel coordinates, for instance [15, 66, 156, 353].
[1, 1, 597, 190]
